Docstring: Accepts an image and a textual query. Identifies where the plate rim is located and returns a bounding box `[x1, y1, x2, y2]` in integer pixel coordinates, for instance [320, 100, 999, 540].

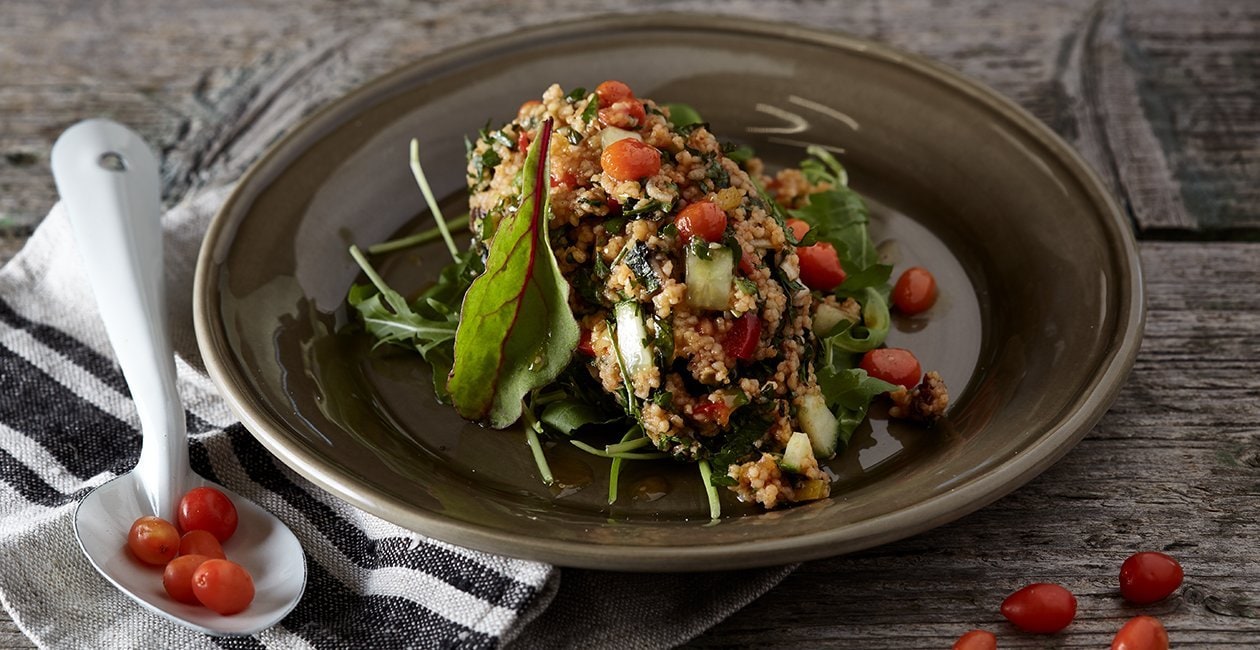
[193, 12, 1145, 571]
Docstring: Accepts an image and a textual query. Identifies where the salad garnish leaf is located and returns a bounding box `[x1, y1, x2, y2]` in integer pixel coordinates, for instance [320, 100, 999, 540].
[816, 366, 897, 450]
[447, 119, 581, 427]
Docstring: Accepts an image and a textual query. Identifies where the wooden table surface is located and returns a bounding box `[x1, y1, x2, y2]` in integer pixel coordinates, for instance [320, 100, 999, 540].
[3, 1, 1258, 647]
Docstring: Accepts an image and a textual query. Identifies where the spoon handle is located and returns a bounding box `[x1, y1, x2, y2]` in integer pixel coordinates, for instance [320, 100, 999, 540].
[51, 119, 188, 520]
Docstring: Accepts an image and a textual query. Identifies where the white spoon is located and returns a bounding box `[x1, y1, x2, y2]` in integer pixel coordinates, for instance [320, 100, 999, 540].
[51, 119, 306, 636]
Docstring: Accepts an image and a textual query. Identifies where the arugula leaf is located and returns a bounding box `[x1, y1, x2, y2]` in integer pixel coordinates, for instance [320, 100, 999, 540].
[663, 103, 703, 128]
[707, 403, 774, 485]
[539, 398, 622, 435]
[447, 119, 581, 427]
[816, 366, 897, 449]
[787, 146, 892, 294]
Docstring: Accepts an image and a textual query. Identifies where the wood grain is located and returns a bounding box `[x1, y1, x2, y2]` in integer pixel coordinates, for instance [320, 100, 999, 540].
[690, 241, 1260, 648]
[1, 0, 1257, 648]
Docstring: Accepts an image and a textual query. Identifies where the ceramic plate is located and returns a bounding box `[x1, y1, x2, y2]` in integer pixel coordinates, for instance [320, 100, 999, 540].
[194, 14, 1143, 571]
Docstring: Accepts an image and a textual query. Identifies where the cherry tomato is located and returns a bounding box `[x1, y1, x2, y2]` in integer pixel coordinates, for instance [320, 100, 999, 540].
[675, 201, 727, 243]
[127, 516, 180, 566]
[724, 313, 762, 360]
[192, 559, 255, 616]
[600, 138, 660, 181]
[163, 554, 211, 605]
[797, 243, 846, 291]
[784, 218, 810, 241]
[517, 128, 531, 153]
[179, 529, 226, 560]
[1120, 552, 1184, 604]
[1000, 582, 1077, 634]
[550, 169, 578, 188]
[517, 99, 541, 118]
[859, 348, 922, 390]
[1111, 615, 1169, 650]
[178, 487, 239, 542]
[892, 266, 938, 315]
[595, 80, 634, 107]
[599, 100, 647, 129]
[952, 629, 997, 650]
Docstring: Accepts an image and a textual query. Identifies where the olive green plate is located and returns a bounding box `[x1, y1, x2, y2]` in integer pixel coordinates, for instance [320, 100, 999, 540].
[193, 14, 1143, 571]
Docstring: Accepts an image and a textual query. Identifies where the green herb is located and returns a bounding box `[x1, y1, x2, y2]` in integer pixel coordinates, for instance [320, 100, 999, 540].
[602, 216, 627, 235]
[565, 86, 588, 102]
[706, 159, 729, 188]
[653, 317, 674, 366]
[621, 199, 665, 218]
[624, 241, 660, 291]
[447, 119, 581, 427]
[721, 141, 755, 164]
[734, 276, 759, 296]
[707, 403, 774, 484]
[564, 127, 583, 146]
[607, 427, 643, 504]
[580, 95, 599, 124]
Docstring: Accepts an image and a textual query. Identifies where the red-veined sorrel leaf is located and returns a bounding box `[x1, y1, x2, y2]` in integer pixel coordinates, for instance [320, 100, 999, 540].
[447, 119, 579, 427]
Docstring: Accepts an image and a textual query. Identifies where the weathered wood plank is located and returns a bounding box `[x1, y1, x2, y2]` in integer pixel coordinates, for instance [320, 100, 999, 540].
[690, 241, 1260, 647]
[2, 0, 1256, 234]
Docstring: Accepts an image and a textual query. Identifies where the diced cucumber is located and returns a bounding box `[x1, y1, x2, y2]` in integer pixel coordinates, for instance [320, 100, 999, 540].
[600, 126, 642, 150]
[813, 301, 855, 336]
[795, 393, 839, 458]
[614, 301, 654, 379]
[685, 245, 734, 311]
[780, 431, 814, 474]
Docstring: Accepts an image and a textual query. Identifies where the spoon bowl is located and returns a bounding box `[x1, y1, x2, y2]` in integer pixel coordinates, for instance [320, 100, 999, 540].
[52, 118, 306, 635]
[74, 474, 305, 635]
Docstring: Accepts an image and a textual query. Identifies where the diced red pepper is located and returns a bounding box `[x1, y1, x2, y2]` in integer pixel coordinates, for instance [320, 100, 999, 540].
[517, 128, 531, 153]
[693, 400, 733, 427]
[738, 248, 758, 276]
[577, 328, 595, 357]
[723, 313, 762, 361]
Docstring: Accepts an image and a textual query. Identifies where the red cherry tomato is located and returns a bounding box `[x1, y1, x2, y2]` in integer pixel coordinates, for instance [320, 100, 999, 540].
[952, 629, 997, 650]
[1000, 583, 1077, 634]
[892, 266, 938, 314]
[1111, 615, 1169, 650]
[192, 559, 255, 616]
[1120, 552, 1184, 604]
[179, 529, 226, 560]
[859, 348, 923, 390]
[595, 80, 634, 108]
[127, 516, 180, 566]
[163, 554, 211, 605]
[600, 138, 660, 181]
[784, 218, 810, 241]
[599, 100, 647, 129]
[797, 243, 846, 291]
[178, 487, 239, 542]
[724, 313, 762, 360]
[738, 248, 758, 276]
[517, 99, 541, 118]
[676, 201, 727, 243]
[550, 169, 578, 188]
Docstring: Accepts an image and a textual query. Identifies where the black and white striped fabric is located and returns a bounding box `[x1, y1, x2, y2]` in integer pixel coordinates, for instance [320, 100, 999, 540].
[0, 187, 793, 649]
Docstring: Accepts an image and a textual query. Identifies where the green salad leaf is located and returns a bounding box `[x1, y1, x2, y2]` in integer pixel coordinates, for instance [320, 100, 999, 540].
[788, 146, 892, 297]
[447, 119, 581, 427]
[816, 366, 897, 449]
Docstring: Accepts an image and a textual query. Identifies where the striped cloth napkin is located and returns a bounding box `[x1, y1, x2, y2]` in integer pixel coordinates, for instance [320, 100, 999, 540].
[0, 185, 792, 649]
